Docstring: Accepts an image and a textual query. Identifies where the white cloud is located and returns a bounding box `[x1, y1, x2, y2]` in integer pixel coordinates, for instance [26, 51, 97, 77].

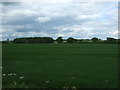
[76, 14, 99, 21]
[109, 31, 119, 36]
[35, 17, 51, 23]
[53, 24, 95, 38]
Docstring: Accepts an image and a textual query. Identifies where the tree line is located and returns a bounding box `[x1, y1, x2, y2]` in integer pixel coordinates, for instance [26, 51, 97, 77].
[13, 37, 54, 43]
[56, 37, 120, 44]
[1, 37, 120, 44]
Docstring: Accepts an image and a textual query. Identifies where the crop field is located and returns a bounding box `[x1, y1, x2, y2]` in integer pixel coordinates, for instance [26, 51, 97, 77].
[2, 44, 118, 88]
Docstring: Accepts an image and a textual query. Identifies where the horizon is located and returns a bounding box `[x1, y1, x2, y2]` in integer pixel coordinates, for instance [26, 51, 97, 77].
[1, 36, 119, 41]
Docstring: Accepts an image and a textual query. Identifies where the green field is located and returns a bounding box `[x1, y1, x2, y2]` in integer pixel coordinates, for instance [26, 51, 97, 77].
[2, 44, 118, 88]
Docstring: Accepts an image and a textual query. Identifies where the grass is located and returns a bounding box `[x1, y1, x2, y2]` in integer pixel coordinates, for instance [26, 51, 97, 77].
[2, 44, 118, 88]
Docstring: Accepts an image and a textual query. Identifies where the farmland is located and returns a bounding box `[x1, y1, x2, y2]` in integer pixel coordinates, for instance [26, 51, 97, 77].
[2, 44, 118, 88]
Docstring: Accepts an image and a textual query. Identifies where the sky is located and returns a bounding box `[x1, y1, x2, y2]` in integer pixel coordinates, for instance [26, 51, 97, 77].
[0, 1, 119, 40]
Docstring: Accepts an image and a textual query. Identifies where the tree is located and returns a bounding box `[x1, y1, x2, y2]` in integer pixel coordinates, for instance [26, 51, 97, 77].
[13, 37, 54, 43]
[92, 37, 99, 42]
[78, 39, 83, 43]
[56, 37, 63, 43]
[7, 39, 9, 42]
[67, 37, 77, 43]
[107, 37, 117, 43]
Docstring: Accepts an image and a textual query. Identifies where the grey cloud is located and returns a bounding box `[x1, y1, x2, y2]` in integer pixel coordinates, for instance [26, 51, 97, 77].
[2, 2, 20, 6]
[1, 2, 118, 40]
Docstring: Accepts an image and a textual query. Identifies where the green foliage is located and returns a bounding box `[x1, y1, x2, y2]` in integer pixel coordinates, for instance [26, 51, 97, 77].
[92, 37, 99, 42]
[2, 37, 119, 44]
[107, 37, 117, 44]
[2, 37, 120, 44]
[2, 41, 8, 44]
[78, 39, 84, 43]
[2, 44, 118, 88]
[56, 37, 63, 43]
[13, 37, 54, 43]
[67, 37, 78, 43]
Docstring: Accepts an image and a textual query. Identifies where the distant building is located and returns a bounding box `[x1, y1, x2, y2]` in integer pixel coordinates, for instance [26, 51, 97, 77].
[63, 41, 67, 43]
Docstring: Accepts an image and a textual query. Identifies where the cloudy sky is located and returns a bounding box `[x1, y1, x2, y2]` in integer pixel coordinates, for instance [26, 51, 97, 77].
[0, 1, 118, 40]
